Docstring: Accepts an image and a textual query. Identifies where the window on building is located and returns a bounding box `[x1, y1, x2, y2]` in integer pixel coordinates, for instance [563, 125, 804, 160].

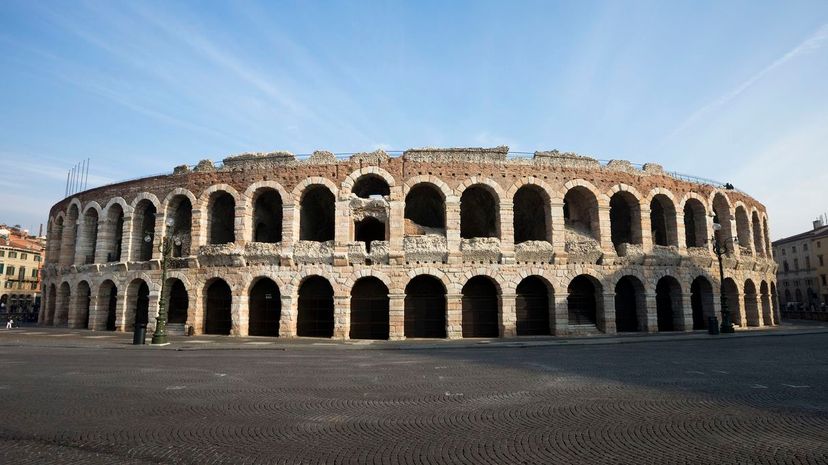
[0, 250, 4, 257]
[34, 255, 41, 262]
[20, 253, 27, 260]
[792, 246, 797, 253]
[0, 264, 4, 274]
[8, 252, 16, 258]
[818, 240, 822, 248]
[806, 257, 811, 269]
[30, 269, 37, 278]
[822, 275, 827, 286]
[783, 261, 790, 272]
[794, 259, 799, 270]
[819, 255, 825, 266]
[782, 248, 786, 256]
[6, 266, 14, 276]
[804, 243, 809, 251]
[30, 282, 37, 290]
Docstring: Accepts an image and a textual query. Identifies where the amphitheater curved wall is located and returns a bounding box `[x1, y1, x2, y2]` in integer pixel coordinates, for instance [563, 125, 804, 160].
[40, 147, 779, 339]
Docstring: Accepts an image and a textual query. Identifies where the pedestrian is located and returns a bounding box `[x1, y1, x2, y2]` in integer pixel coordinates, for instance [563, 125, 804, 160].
[5, 318, 13, 329]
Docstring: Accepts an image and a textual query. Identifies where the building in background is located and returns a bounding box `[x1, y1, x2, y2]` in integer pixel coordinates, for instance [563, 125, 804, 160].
[0, 224, 46, 323]
[773, 217, 828, 316]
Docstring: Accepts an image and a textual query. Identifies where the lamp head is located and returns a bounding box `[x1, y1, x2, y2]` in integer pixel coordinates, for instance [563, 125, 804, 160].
[143, 234, 152, 243]
[712, 222, 722, 232]
[165, 217, 175, 227]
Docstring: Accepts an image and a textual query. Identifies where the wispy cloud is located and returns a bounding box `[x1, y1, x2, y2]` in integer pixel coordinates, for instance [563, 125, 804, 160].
[667, 23, 828, 138]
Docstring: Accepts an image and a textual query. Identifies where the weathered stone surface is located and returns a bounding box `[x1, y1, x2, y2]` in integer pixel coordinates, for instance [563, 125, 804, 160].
[534, 150, 601, 169]
[515, 240, 554, 263]
[222, 151, 296, 170]
[403, 146, 508, 163]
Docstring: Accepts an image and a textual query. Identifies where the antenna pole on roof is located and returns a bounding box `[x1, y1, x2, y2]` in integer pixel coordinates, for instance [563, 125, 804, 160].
[84, 157, 90, 190]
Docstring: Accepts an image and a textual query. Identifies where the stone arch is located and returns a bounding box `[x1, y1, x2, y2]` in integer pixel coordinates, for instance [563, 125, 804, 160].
[567, 274, 603, 327]
[292, 177, 339, 203]
[104, 197, 132, 215]
[296, 275, 335, 338]
[734, 203, 753, 255]
[513, 183, 552, 244]
[344, 268, 396, 294]
[49, 213, 65, 266]
[744, 279, 760, 327]
[751, 209, 764, 256]
[203, 278, 232, 335]
[608, 188, 643, 251]
[163, 277, 189, 326]
[206, 190, 237, 245]
[404, 182, 447, 232]
[130, 198, 158, 261]
[403, 175, 452, 200]
[461, 275, 500, 338]
[515, 275, 554, 336]
[71, 280, 92, 329]
[562, 180, 602, 241]
[459, 182, 501, 239]
[690, 276, 715, 330]
[45, 283, 57, 325]
[60, 203, 81, 266]
[164, 192, 194, 257]
[55, 281, 72, 326]
[405, 267, 455, 294]
[722, 277, 742, 326]
[349, 276, 390, 340]
[682, 194, 708, 248]
[245, 181, 289, 243]
[614, 275, 647, 332]
[760, 280, 772, 326]
[341, 166, 396, 199]
[96, 279, 118, 331]
[101, 201, 126, 263]
[248, 276, 281, 337]
[712, 192, 734, 253]
[648, 189, 679, 247]
[250, 186, 283, 244]
[655, 275, 683, 331]
[404, 274, 447, 339]
[298, 183, 336, 242]
[125, 277, 151, 331]
[77, 204, 100, 265]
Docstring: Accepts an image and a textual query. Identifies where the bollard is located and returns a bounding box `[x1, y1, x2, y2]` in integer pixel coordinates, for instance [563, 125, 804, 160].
[132, 323, 147, 345]
[707, 316, 719, 335]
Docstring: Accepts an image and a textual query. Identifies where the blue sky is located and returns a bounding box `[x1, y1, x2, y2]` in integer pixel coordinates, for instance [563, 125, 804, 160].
[1, 0, 826, 239]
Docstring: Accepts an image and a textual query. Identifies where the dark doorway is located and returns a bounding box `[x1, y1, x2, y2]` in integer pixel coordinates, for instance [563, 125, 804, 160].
[352, 175, 390, 198]
[405, 184, 445, 230]
[78, 282, 91, 329]
[610, 192, 640, 248]
[656, 277, 681, 331]
[460, 185, 498, 239]
[513, 186, 548, 244]
[205, 280, 232, 335]
[568, 275, 598, 325]
[350, 278, 389, 340]
[135, 282, 150, 327]
[297, 276, 334, 337]
[170, 196, 193, 257]
[723, 278, 741, 326]
[515, 276, 550, 335]
[615, 276, 643, 332]
[354, 217, 385, 253]
[461, 276, 499, 338]
[684, 199, 706, 248]
[249, 278, 280, 337]
[300, 186, 335, 241]
[106, 284, 117, 331]
[136, 201, 157, 261]
[209, 193, 235, 245]
[404, 275, 446, 338]
[167, 279, 188, 324]
[691, 277, 714, 330]
[253, 189, 282, 243]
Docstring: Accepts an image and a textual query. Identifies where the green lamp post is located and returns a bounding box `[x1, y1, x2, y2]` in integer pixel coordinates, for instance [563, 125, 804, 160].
[151, 217, 179, 345]
[712, 220, 737, 334]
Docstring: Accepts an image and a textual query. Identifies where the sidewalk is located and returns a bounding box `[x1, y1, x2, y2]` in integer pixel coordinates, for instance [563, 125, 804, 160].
[1, 320, 826, 351]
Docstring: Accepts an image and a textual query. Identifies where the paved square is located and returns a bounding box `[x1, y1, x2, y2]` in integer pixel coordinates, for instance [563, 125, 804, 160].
[0, 332, 826, 464]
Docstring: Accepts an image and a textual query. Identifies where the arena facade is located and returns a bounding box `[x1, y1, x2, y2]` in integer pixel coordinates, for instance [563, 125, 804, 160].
[40, 147, 778, 340]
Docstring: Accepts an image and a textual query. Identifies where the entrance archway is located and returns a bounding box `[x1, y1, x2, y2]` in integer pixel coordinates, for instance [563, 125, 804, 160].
[167, 279, 188, 325]
[297, 276, 334, 337]
[349, 277, 389, 340]
[723, 278, 742, 326]
[98, 280, 117, 331]
[744, 280, 760, 327]
[515, 276, 551, 335]
[567, 275, 599, 326]
[76, 281, 91, 329]
[249, 278, 280, 337]
[656, 276, 682, 331]
[204, 279, 232, 335]
[404, 275, 446, 338]
[135, 282, 150, 329]
[461, 276, 499, 338]
[690, 276, 714, 330]
[615, 276, 645, 332]
[760, 281, 772, 325]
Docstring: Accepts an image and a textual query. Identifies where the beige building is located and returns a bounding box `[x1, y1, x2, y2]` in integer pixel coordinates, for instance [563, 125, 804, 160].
[0, 226, 46, 319]
[773, 218, 828, 311]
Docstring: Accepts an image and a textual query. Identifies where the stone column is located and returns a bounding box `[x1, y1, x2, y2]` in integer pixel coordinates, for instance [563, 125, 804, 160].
[446, 196, 462, 264]
[597, 207, 616, 260]
[678, 294, 693, 331]
[675, 212, 687, 254]
[189, 286, 204, 335]
[88, 291, 103, 330]
[232, 292, 248, 336]
[94, 218, 110, 263]
[446, 292, 462, 339]
[599, 292, 616, 334]
[333, 295, 350, 339]
[550, 201, 567, 262]
[333, 200, 350, 266]
[59, 220, 78, 267]
[640, 206, 654, 253]
[151, 211, 166, 261]
[190, 208, 204, 251]
[499, 202, 515, 264]
[500, 292, 517, 337]
[752, 293, 764, 327]
[552, 293, 568, 336]
[388, 201, 405, 265]
[644, 292, 658, 332]
[281, 204, 296, 266]
[114, 291, 128, 332]
[388, 293, 405, 340]
[145, 291, 159, 334]
[67, 290, 81, 328]
[234, 204, 247, 246]
[279, 294, 296, 337]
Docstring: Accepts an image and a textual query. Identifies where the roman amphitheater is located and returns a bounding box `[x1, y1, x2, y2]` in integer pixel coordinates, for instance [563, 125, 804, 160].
[39, 147, 779, 340]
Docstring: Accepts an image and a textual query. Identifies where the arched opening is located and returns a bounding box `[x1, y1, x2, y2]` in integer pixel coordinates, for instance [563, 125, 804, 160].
[744, 279, 760, 326]
[735, 206, 752, 255]
[253, 189, 282, 243]
[354, 217, 386, 253]
[683, 199, 707, 248]
[712, 194, 734, 253]
[61, 205, 79, 266]
[461, 276, 499, 337]
[75, 281, 91, 329]
[460, 185, 499, 239]
[204, 279, 232, 335]
[515, 276, 551, 335]
[56, 282, 71, 326]
[45, 284, 57, 325]
[300, 186, 335, 242]
[51, 217, 64, 266]
[350, 277, 389, 340]
[723, 278, 741, 326]
[208, 192, 235, 245]
[126, 280, 150, 331]
[404, 275, 446, 338]
[297, 276, 334, 337]
[763, 219, 771, 258]
[97, 280, 117, 331]
[784, 289, 792, 305]
[760, 281, 772, 326]
[404, 183, 446, 234]
[131, 200, 157, 261]
[513, 185, 550, 244]
[650, 194, 678, 247]
[168, 196, 193, 257]
[656, 276, 682, 331]
[567, 275, 600, 326]
[249, 278, 280, 337]
[78, 209, 99, 265]
[609, 192, 642, 252]
[770, 282, 779, 322]
[352, 174, 390, 198]
[691, 276, 715, 330]
[615, 276, 645, 332]
[166, 279, 188, 325]
[105, 204, 124, 262]
[751, 211, 764, 256]
[564, 186, 600, 241]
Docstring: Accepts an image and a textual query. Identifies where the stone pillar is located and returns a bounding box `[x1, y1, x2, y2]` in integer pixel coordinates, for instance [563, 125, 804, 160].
[190, 208, 205, 251]
[145, 291, 159, 334]
[552, 293, 568, 336]
[499, 203, 515, 264]
[705, 214, 715, 254]
[67, 290, 81, 328]
[751, 293, 764, 327]
[640, 206, 654, 253]
[679, 294, 693, 331]
[151, 212, 166, 261]
[388, 201, 405, 264]
[281, 204, 296, 265]
[597, 207, 616, 259]
[189, 286, 204, 335]
[500, 292, 517, 337]
[119, 214, 133, 262]
[232, 292, 248, 336]
[234, 204, 247, 246]
[88, 291, 103, 330]
[333, 295, 350, 339]
[388, 293, 405, 340]
[550, 201, 567, 262]
[599, 292, 616, 334]
[644, 292, 658, 332]
[446, 292, 462, 339]
[279, 294, 296, 337]
[445, 196, 461, 264]
[114, 291, 128, 332]
[333, 200, 350, 266]
[94, 218, 110, 263]
[59, 219, 78, 267]
[675, 212, 687, 254]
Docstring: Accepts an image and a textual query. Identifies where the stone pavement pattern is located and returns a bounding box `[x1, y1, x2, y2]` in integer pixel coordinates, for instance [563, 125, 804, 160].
[0, 333, 826, 464]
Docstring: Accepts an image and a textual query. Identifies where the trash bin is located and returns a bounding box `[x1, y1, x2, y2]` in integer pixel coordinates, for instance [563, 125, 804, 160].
[707, 316, 719, 335]
[133, 323, 147, 345]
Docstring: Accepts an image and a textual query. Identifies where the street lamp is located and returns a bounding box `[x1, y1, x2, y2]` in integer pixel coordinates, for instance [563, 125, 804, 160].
[712, 221, 737, 334]
[151, 217, 176, 345]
